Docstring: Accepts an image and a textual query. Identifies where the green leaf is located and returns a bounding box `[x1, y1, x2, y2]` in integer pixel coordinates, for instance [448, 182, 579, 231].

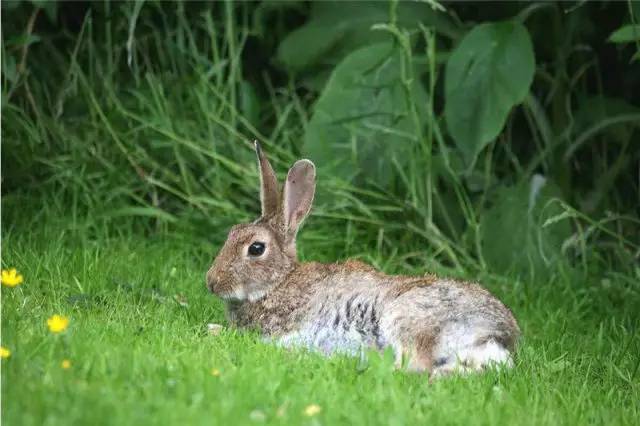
[480, 176, 571, 279]
[276, 1, 459, 75]
[608, 24, 640, 43]
[277, 23, 348, 73]
[304, 42, 428, 188]
[3, 54, 18, 84]
[445, 21, 535, 169]
[5, 34, 41, 49]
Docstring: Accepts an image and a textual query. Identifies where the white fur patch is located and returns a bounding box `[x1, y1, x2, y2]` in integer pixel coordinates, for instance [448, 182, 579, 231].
[431, 339, 513, 378]
[456, 339, 513, 369]
[221, 287, 247, 301]
[431, 319, 514, 377]
[277, 324, 372, 356]
[221, 284, 267, 303]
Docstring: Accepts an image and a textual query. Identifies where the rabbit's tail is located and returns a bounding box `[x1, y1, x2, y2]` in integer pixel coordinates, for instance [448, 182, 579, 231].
[429, 337, 514, 379]
[397, 325, 516, 378]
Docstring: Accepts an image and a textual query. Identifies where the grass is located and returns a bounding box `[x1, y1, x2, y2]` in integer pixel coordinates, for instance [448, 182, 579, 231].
[2, 2, 640, 424]
[2, 206, 639, 426]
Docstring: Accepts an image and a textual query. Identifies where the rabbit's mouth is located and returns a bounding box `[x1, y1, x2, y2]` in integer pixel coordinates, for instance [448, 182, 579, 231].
[217, 287, 247, 302]
[217, 285, 268, 304]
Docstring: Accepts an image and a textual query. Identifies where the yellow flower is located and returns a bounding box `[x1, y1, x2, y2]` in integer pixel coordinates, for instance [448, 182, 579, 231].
[47, 315, 70, 333]
[1, 268, 23, 287]
[0, 346, 11, 359]
[61, 359, 72, 369]
[303, 404, 321, 417]
[210, 368, 221, 377]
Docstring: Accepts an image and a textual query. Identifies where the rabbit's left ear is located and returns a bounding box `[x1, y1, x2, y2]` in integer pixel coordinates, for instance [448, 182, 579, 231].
[283, 159, 316, 240]
[254, 141, 280, 218]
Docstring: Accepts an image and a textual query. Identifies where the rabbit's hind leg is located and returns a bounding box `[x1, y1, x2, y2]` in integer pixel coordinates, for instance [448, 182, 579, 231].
[391, 329, 439, 372]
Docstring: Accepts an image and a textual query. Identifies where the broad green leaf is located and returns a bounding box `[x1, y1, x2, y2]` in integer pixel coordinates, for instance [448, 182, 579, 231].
[277, 1, 459, 74]
[277, 23, 348, 73]
[445, 21, 535, 168]
[304, 42, 428, 187]
[608, 25, 640, 43]
[480, 176, 571, 279]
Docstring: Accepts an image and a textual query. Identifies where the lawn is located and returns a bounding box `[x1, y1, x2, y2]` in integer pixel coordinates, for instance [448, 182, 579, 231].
[2, 1, 640, 425]
[2, 207, 638, 425]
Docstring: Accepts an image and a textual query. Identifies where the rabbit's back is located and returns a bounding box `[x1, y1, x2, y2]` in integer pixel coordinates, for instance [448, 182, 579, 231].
[274, 261, 520, 373]
[385, 280, 519, 349]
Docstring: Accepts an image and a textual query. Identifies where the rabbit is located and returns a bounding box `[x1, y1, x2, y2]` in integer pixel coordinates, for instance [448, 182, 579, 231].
[206, 142, 520, 378]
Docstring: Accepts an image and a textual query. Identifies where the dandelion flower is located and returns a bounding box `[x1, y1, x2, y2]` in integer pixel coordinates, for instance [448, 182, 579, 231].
[0, 346, 11, 359]
[210, 368, 221, 377]
[61, 359, 72, 369]
[303, 404, 321, 417]
[1, 268, 23, 287]
[47, 315, 70, 333]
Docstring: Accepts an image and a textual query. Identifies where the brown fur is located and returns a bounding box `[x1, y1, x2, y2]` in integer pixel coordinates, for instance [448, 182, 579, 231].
[411, 329, 440, 371]
[385, 274, 439, 299]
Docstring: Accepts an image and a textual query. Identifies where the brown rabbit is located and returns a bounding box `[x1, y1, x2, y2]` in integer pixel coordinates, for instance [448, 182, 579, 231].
[206, 142, 520, 377]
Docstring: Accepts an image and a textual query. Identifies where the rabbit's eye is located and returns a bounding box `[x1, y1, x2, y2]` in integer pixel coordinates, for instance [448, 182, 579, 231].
[248, 242, 266, 256]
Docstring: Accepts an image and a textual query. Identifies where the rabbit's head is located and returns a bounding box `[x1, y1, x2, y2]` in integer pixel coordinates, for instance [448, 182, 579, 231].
[206, 142, 316, 302]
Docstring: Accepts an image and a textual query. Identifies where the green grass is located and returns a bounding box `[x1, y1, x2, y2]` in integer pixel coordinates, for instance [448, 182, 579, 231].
[2, 212, 639, 426]
[2, 2, 640, 424]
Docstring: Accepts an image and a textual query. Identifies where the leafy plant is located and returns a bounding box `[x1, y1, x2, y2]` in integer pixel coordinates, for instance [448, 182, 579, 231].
[304, 42, 428, 187]
[444, 20, 535, 169]
[479, 175, 571, 280]
[275, 1, 458, 88]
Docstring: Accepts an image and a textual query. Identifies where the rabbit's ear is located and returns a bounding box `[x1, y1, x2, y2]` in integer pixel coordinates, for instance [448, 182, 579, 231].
[254, 141, 280, 218]
[283, 159, 316, 239]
